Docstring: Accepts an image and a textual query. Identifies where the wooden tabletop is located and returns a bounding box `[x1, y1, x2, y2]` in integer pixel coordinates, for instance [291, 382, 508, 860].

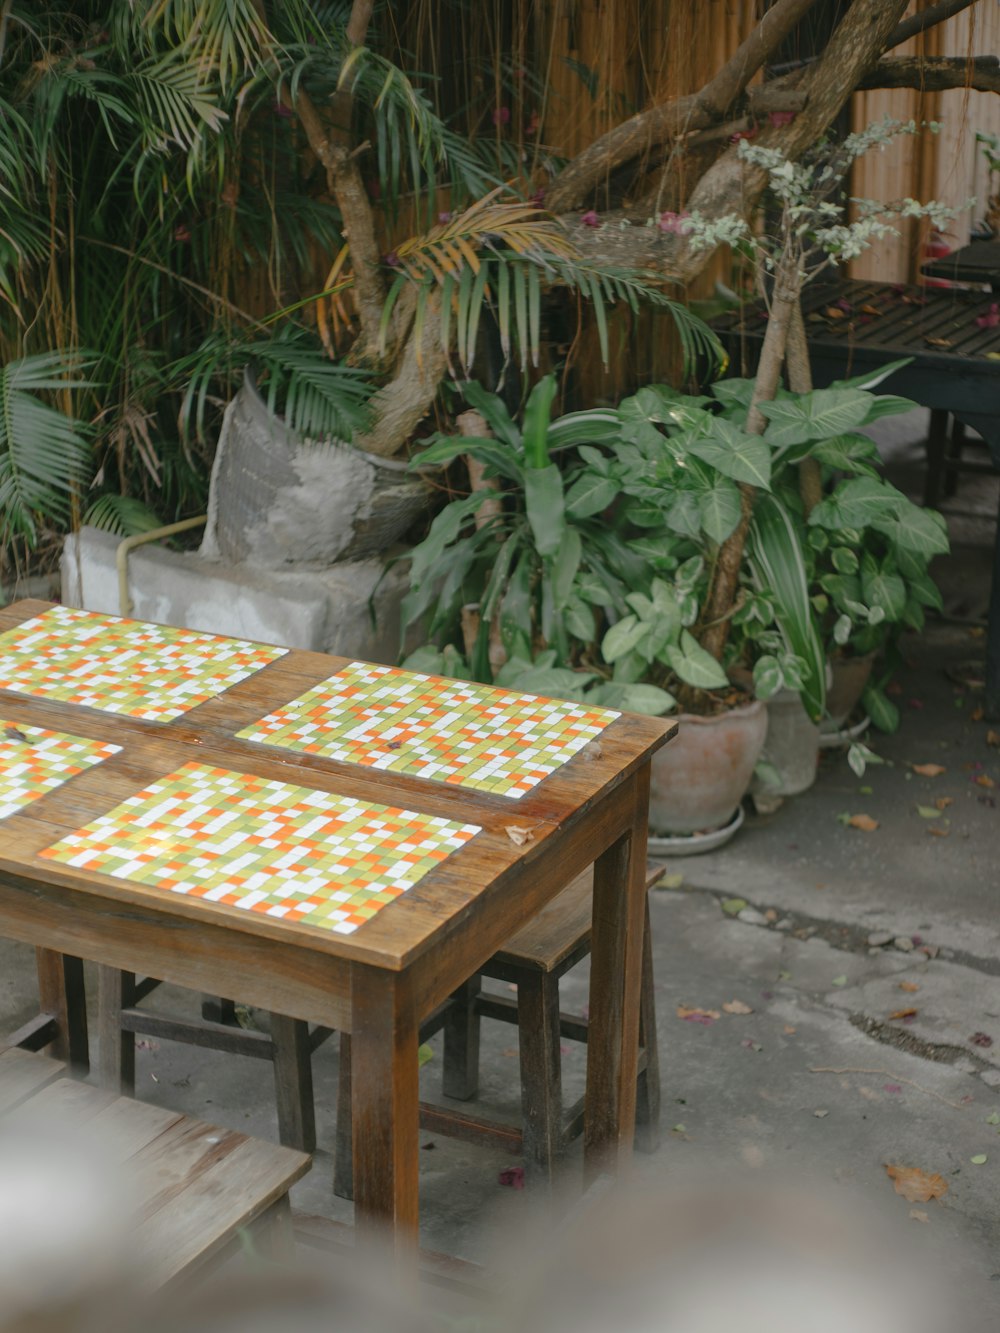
[0, 601, 673, 974]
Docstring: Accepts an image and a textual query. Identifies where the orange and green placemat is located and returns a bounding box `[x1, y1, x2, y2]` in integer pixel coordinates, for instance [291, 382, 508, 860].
[40, 762, 481, 936]
[237, 662, 619, 798]
[0, 722, 121, 821]
[0, 606, 285, 721]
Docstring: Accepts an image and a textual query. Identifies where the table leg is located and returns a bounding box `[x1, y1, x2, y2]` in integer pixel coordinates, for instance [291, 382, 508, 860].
[584, 763, 650, 1183]
[350, 966, 420, 1250]
[986, 486, 1000, 721]
[35, 948, 89, 1072]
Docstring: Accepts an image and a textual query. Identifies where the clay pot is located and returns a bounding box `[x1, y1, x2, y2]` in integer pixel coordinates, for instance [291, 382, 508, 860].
[648, 699, 768, 836]
[758, 687, 820, 796]
[822, 652, 876, 733]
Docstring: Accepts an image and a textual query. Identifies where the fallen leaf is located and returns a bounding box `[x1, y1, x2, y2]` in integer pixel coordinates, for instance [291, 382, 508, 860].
[976, 302, 1000, 330]
[847, 813, 879, 832]
[909, 1209, 929, 1223]
[913, 763, 946, 777]
[971, 1154, 989, 1165]
[764, 908, 778, 922]
[974, 774, 997, 789]
[831, 975, 848, 987]
[889, 1008, 918, 1021]
[924, 336, 953, 348]
[783, 1025, 797, 1034]
[972, 705, 985, 721]
[813, 1109, 829, 1118]
[2, 726, 27, 743]
[657, 872, 684, 889]
[971, 1032, 994, 1048]
[676, 1005, 720, 1023]
[505, 825, 535, 845]
[824, 305, 848, 320]
[721, 896, 748, 915]
[916, 805, 939, 819]
[884, 1084, 903, 1094]
[741, 1039, 763, 1052]
[927, 826, 950, 837]
[860, 304, 881, 316]
[885, 1164, 949, 1203]
[934, 797, 953, 810]
[723, 999, 754, 1015]
[671, 1123, 687, 1134]
[986, 1112, 1000, 1126]
[899, 981, 920, 993]
[418, 1044, 435, 1067]
[498, 1165, 525, 1190]
[987, 731, 1000, 747]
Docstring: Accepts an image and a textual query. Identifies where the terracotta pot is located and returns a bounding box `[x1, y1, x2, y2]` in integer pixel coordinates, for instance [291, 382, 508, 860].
[822, 652, 876, 733]
[648, 699, 768, 836]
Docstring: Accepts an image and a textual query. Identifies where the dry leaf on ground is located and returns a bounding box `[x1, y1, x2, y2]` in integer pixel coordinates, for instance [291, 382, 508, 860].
[912, 763, 946, 777]
[676, 1005, 720, 1023]
[723, 999, 754, 1015]
[987, 730, 1000, 747]
[885, 1164, 949, 1203]
[934, 797, 953, 810]
[888, 1007, 918, 1020]
[974, 774, 997, 789]
[899, 981, 920, 993]
[848, 813, 879, 832]
[927, 826, 950, 837]
[909, 1209, 929, 1224]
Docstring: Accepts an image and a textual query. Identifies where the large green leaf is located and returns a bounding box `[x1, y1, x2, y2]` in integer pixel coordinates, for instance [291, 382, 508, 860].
[603, 614, 650, 662]
[686, 418, 772, 490]
[760, 388, 873, 448]
[566, 472, 618, 518]
[522, 375, 558, 469]
[809, 476, 902, 531]
[590, 681, 676, 715]
[860, 554, 906, 621]
[461, 381, 522, 451]
[698, 477, 742, 543]
[524, 463, 565, 557]
[547, 409, 622, 451]
[873, 503, 949, 559]
[748, 493, 826, 721]
[809, 433, 880, 472]
[666, 630, 729, 690]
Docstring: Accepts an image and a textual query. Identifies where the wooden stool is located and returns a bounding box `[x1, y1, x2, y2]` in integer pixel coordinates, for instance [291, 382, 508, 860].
[0, 1044, 309, 1288]
[334, 864, 662, 1196]
[96, 970, 331, 1152]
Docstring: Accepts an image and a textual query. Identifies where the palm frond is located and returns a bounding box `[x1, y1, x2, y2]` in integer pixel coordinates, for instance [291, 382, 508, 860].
[83, 493, 164, 535]
[0, 352, 94, 544]
[143, 0, 272, 92]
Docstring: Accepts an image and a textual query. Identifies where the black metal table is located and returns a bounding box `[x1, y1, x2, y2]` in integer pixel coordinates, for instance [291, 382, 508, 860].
[922, 240, 1000, 292]
[713, 279, 1000, 717]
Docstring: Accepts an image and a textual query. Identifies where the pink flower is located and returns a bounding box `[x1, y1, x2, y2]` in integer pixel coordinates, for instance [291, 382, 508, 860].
[768, 111, 796, 128]
[731, 126, 758, 143]
[976, 302, 1000, 329]
[382, 251, 400, 268]
[173, 224, 191, 243]
[580, 209, 601, 227]
[525, 109, 540, 137]
[492, 106, 511, 126]
[437, 211, 452, 224]
[498, 1166, 525, 1189]
[658, 210, 690, 234]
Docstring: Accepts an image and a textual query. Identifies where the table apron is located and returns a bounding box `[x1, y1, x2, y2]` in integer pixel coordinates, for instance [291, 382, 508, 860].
[0, 871, 351, 1030]
[405, 774, 644, 1019]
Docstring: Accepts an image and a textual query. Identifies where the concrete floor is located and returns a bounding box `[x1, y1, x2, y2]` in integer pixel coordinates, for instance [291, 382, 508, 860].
[2, 410, 999, 1328]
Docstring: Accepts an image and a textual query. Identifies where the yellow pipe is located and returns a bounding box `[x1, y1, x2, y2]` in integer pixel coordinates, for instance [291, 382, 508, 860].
[116, 516, 208, 618]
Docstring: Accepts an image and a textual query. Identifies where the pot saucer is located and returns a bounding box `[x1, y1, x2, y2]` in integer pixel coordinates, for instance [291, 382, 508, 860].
[647, 804, 745, 857]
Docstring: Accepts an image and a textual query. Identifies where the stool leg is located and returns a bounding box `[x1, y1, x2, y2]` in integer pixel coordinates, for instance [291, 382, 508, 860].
[97, 966, 136, 1095]
[249, 1194, 296, 1263]
[517, 972, 563, 1188]
[634, 897, 661, 1153]
[333, 1032, 354, 1200]
[442, 973, 482, 1101]
[35, 949, 89, 1072]
[269, 1013, 316, 1153]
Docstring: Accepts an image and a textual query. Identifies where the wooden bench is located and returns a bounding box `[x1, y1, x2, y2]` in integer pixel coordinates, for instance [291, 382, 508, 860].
[0, 1044, 310, 1289]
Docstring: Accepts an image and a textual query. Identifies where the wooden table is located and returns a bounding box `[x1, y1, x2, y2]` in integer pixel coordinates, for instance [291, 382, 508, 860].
[0, 599, 672, 1247]
[713, 278, 1000, 718]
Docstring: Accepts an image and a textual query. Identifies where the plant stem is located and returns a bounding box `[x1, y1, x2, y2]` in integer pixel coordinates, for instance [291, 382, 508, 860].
[785, 298, 823, 516]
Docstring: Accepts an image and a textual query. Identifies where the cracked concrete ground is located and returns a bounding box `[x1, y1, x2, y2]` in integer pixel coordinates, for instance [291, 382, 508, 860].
[1, 412, 999, 1325]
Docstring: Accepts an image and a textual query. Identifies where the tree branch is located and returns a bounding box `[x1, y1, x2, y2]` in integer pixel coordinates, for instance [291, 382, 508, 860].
[860, 53, 1000, 93]
[885, 0, 982, 51]
[545, 0, 822, 213]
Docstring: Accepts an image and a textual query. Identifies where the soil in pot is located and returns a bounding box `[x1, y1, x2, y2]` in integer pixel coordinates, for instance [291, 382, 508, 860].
[648, 698, 768, 836]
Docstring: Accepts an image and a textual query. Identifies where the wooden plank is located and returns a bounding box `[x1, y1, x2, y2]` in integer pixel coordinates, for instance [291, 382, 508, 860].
[88, 1095, 187, 1162]
[137, 1132, 310, 1288]
[0, 1046, 66, 1113]
[0, 1074, 115, 1133]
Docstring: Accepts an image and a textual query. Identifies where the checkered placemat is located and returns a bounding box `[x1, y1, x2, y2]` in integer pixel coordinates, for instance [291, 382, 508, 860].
[236, 662, 619, 798]
[40, 762, 481, 935]
[0, 722, 121, 821]
[0, 606, 286, 721]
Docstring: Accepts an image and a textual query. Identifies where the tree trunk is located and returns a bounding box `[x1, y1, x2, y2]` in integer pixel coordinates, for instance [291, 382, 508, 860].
[785, 300, 823, 516]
